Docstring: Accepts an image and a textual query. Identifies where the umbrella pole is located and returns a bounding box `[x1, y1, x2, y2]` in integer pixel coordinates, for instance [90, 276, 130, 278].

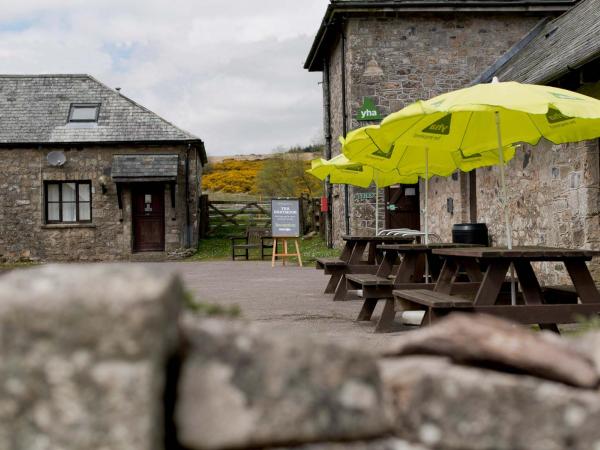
[424, 147, 430, 282]
[495, 111, 516, 305]
[425, 148, 429, 246]
[376, 186, 379, 235]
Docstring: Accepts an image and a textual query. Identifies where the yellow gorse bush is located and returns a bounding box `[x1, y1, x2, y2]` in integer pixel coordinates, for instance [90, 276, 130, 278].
[202, 159, 264, 193]
[202, 155, 323, 197]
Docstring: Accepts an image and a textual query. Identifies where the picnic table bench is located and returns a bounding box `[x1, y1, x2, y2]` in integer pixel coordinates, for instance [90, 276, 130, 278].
[393, 246, 600, 332]
[350, 243, 480, 332]
[230, 226, 273, 260]
[317, 235, 413, 295]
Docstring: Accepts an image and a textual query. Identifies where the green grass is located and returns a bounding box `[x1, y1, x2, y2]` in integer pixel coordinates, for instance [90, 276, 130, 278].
[188, 235, 338, 264]
[183, 290, 242, 317]
[192, 237, 235, 260]
[299, 235, 339, 263]
[0, 261, 41, 271]
[560, 315, 600, 336]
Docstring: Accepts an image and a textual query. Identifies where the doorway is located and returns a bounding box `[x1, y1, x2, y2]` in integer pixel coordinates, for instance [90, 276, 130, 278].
[132, 184, 165, 252]
[384, 184, 421, 230]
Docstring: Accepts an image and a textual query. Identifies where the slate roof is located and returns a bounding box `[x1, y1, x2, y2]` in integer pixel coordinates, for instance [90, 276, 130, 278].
[111, 154, 179, 180]
[304, 0, 578, 71]
[0, 74, 205, 153]
[476, 0, 600, 83]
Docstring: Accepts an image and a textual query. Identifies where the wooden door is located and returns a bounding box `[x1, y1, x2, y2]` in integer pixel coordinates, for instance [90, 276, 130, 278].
[385, 184, 420, 230]
[132, 184, 165, 252]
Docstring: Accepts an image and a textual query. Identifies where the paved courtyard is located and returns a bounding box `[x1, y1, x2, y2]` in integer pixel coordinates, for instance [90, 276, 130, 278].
[154, 260, 411, 351]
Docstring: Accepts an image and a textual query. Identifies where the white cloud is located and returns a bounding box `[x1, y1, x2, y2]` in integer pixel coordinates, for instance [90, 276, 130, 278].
[0, 0, 328, 155]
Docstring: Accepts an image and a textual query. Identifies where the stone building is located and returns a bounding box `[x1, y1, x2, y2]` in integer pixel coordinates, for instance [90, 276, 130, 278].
[304, 0, 577, 247]
[467, 0, 600, 282]
[0, 74, 207, 262]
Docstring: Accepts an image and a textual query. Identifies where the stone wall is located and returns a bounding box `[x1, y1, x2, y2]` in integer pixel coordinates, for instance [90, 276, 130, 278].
[421, 138, 600, 284]
[0, 144, 202, 262]
[421, 172, 466, 242]
[350, 187, 385, 237]
[3, 264, 600, 449]
[322, 12, 545, 245]
[474, 139, 600, 283]
[327, 31, 349, 247]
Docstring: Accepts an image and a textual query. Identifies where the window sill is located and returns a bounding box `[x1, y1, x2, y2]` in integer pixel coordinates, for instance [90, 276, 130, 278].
[41, 223, 96, 229]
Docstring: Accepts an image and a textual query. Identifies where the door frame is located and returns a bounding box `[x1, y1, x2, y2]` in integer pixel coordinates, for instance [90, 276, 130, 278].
[131, 183, 166, 253]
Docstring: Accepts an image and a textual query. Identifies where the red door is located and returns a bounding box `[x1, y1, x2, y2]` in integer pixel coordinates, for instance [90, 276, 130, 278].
[132, 184, 165, 252]
[385, 184, 420, 230]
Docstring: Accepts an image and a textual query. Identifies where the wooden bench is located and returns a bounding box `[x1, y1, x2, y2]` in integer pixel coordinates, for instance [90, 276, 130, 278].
[318, 258, 382, 295]
[542, 285, 581, 304]
[316, 258, 347, 293]
[346, 273, 394, 287]
[393, 289, 474, 326]
[394, 287, 600, 329]
[316, 257, 347, 272]
[230, 227, 272, 260]
[355, 277, 480, 332]
[346, 274, 394, 306]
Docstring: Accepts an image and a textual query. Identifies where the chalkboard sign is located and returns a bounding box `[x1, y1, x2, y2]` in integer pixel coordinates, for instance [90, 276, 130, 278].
[271, 198, 301, 237]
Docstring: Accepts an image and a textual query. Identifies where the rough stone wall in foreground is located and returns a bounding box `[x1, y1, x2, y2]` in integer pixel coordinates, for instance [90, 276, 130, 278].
[0, 144, 202, 262]
[324, 12, 543, 245]
[3, 265, 600, 449]
[0, 265, 182, 450]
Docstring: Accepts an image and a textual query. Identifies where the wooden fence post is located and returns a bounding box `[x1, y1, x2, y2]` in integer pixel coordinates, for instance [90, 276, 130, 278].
[199, 194, 209, 238]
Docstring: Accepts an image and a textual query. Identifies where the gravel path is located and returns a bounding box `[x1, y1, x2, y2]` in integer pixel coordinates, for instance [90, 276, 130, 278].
[152, 260, 412, 351]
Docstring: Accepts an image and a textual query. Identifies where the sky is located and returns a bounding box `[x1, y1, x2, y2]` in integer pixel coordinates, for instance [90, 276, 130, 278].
[0, 0, 328, 156]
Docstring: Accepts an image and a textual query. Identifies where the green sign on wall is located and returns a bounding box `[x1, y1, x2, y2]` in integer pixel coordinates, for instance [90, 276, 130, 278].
[356, 98, 383, 121]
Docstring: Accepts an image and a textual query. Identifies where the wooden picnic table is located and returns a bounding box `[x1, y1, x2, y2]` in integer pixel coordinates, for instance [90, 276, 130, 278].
[316, 234, 413, 295]
[329, 235, 414, 299]
[340, 235, 415, 264]
[394, 246, 600, 332]
[352, 243, 480, 332]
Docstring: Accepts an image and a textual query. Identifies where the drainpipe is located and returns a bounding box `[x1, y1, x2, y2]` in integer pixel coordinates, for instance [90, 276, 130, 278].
[340, 20, 350, 235]
[185, 144, 191, 248]
[323, 57, 334, 248]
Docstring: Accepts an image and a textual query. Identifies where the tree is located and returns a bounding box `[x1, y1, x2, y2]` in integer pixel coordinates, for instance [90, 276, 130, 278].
[256, 153, 322, 198]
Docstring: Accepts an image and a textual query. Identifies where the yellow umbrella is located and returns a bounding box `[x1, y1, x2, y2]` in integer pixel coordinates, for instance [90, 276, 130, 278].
[308, 154, 416, 188]
[342, 124, 515, 244]
[307, 150, 418, 233]
[349, 79, 600, 304]
[354, 80, 600, 249]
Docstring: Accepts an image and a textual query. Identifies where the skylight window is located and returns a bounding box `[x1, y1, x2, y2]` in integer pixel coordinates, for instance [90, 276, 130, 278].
[68, 104, 100, 123]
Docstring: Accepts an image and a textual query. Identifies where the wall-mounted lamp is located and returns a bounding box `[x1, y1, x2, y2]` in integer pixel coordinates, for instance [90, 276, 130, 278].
[98, 175, 108, 194]
[363, 58, 384, 77]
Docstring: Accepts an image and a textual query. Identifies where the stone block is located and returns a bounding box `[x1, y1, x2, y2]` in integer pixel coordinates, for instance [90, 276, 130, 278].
[569, 331, 600, 376]
[381, 313, 598, 388]
[270, 438, 430, 450]
[380, 356, 600, 450]
[176, 319, 391, 450]
[0, 264, 182, 450]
